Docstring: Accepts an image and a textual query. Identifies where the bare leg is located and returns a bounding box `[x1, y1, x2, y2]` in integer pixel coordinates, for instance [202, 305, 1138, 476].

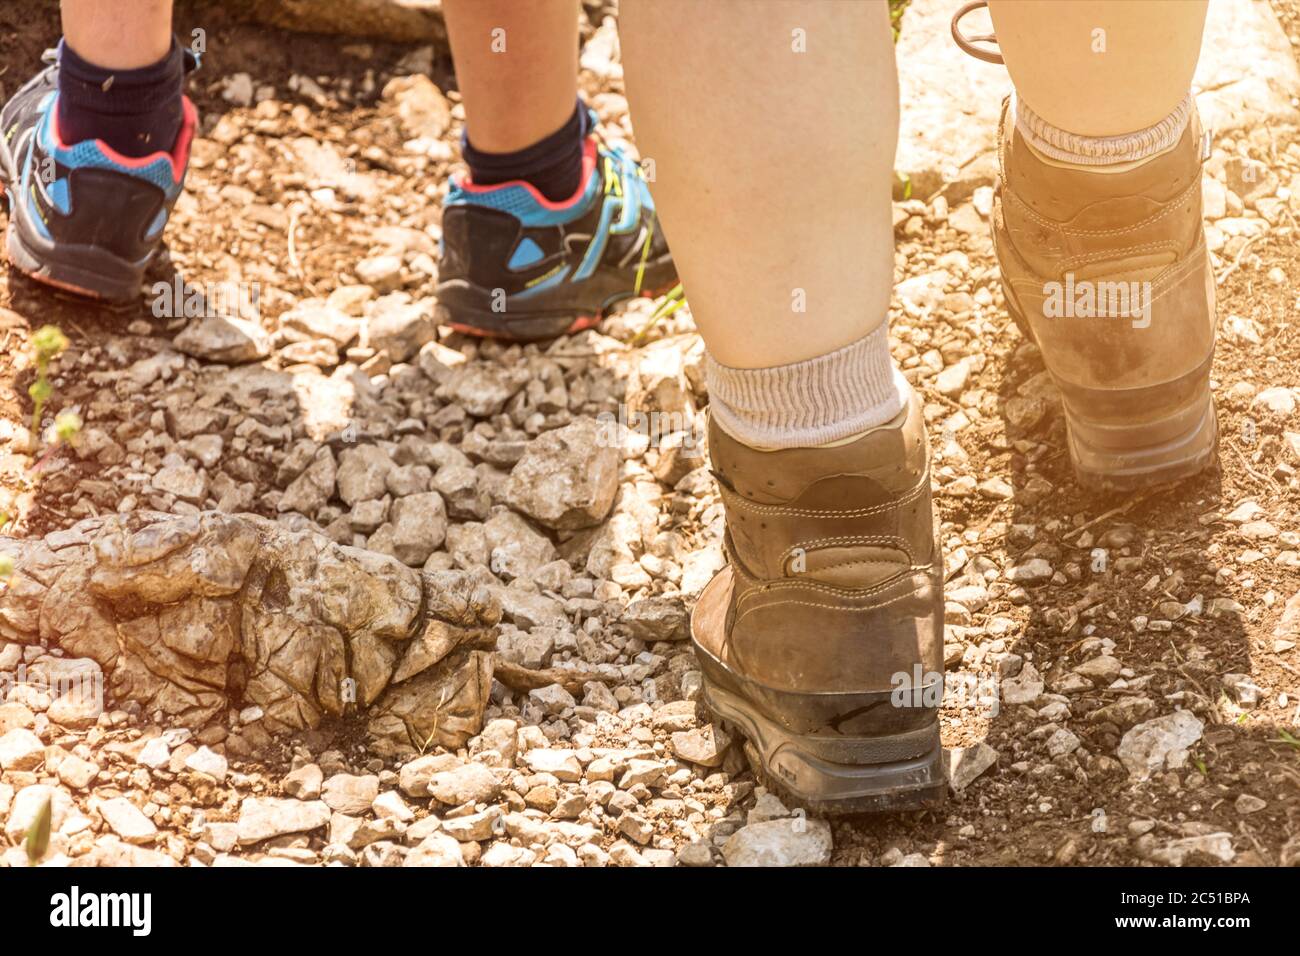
[620, 1, 944, 816]
[988, 0, 1208, 135]
[619, 0, 897, 369]
[62, 0, 173, 69]
[443, 0, 580, 153]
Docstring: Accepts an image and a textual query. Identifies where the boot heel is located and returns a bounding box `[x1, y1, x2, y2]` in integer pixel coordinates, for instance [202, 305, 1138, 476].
[1060, 363, 1218, 492]
[1003, 292, 1219, 492]
[702, 680, 947, 816]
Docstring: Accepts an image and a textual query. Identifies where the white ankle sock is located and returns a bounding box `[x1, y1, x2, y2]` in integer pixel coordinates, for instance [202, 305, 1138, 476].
[705, 323, 910, 450]
[1013, 92, 1192, 170]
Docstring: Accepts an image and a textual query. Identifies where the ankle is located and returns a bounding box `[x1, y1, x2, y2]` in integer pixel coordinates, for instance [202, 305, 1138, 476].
[56, 37, 186, 158]
[705, 324, 910, 451]
[463, 99, 589, 202]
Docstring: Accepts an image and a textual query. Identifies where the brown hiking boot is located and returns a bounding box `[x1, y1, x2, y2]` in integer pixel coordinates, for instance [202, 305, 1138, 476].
[690, 393, 946, 814]
[991, 98, 1218, 491]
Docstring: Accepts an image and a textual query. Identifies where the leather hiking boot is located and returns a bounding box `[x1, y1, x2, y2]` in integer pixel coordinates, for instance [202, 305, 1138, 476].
[690, 392, 946, 814]
[991, 98, 1218, 491]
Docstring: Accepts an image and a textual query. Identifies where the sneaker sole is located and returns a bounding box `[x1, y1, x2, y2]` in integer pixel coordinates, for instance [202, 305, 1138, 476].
[0, 151, 150, 305]
[435, 301, 604, 342]
[434, 266, 678, 343]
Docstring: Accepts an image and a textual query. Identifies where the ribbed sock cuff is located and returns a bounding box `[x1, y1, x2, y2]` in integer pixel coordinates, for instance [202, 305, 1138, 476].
[1013, 91, 1191, 167]
[705, 324, 909, 450]
[58, 37, 185, 115]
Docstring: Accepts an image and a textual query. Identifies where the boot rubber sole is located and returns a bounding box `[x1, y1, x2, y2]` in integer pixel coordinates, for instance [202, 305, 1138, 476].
[690, 568, 947, 816]
[1004, 294, 1218, 492]
[1068, 388, 1218, 493]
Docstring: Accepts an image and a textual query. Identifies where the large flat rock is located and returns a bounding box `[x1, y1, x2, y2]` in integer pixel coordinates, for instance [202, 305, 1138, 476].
[1196, 0, 1300, 133]
[0, 511, 498, 756]
[895, 0, 1011, 201]
[896, 0, 1300, 201]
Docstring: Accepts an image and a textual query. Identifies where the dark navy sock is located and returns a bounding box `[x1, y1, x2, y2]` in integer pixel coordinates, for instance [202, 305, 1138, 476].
[463, 99, 588, 202]
[57, 37, 185, 158]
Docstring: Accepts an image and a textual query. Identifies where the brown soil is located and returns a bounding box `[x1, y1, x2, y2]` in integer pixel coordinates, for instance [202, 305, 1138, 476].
[0, 1, 1297, 868]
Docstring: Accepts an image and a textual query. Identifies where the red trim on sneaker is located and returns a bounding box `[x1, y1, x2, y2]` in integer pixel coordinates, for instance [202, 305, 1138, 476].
[50, 94, 197, 183]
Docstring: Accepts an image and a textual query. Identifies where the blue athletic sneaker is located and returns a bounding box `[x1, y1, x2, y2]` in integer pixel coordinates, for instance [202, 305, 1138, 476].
[437, 121, 677, 341]
[0, 50, 198, 304]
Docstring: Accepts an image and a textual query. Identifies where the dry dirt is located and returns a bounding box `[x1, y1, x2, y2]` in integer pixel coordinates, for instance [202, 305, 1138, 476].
[0, 1, 1297, 867]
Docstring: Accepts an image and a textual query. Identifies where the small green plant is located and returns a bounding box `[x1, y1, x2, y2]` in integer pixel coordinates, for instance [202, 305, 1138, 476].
[1273, 728, 1300, 751]
[28, 325, 69, 454]
[0, 327, 82, 555]
[631, 283, 687, 346]
[0, 504, 10, 583]
[25, 795, 51, 865]
[0, 506, 9, 581]
[890, 0, 908, 42]
[896, 170, 913, 200]
[50, 410, 83, 448]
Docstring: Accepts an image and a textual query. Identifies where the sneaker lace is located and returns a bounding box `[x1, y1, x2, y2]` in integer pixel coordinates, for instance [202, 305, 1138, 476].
[597, 139, 662, 295]
[593, 124, 685, 332]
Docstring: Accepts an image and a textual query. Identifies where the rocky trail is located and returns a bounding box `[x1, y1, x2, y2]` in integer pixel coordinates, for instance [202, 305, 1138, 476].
[1, 0, 1299, 868]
